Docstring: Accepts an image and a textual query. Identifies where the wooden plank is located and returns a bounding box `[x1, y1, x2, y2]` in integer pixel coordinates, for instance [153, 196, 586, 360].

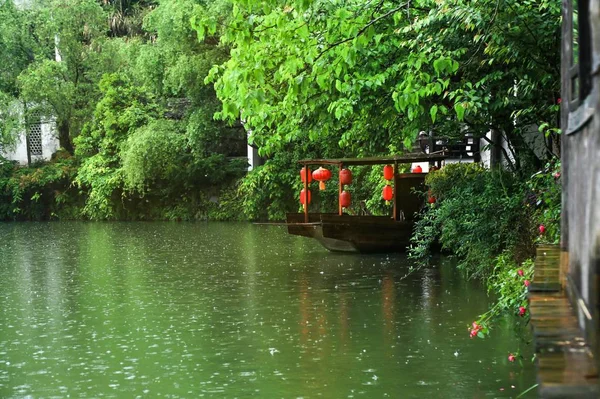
[537, 350, 598, 398]
[338, 163, 343, 216]
[534, 245, 561, 288]
[303, 167, 309, 223]
[393, 161, 398, 221]
[529, 282, 562, 292]
[528, 288, 599, 398]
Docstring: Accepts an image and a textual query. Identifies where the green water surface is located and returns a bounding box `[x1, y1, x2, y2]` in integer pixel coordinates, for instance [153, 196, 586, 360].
[0, 222, 535, 398]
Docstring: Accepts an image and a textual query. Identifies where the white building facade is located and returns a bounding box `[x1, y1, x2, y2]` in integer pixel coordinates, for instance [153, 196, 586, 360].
[1, 114, 59, 165]
[0, 0, 60, 165]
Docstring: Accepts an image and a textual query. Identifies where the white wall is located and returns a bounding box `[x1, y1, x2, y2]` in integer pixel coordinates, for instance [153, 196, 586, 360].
[40, 118, 60, 161]
[1, 117, 59, 165]
[248, 144, 260, 171]
[479, 134, 493, 168]
[2, 1, 61, 165]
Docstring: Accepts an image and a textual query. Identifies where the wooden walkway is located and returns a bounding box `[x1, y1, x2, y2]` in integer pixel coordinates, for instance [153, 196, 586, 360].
[529, 285, 598, 397]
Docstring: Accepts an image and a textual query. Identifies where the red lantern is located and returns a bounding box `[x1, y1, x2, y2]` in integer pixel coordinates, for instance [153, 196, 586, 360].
[300, 167, 313, 183]
[412, 165, 423, 173]
[339, 168, 352, 185]
[300, 188, 312, 205]
[340, 190, 351, 208]
[312, 167, 331, 190]
[383, 165, 394, 180]
[382, 185, 393, 204]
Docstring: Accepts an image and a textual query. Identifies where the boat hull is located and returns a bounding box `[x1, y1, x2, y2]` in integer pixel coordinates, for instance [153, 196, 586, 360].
[286, 213, 413, 253]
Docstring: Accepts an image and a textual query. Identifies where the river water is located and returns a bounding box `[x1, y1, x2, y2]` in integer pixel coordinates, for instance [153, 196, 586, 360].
[0, 223, 535, 398]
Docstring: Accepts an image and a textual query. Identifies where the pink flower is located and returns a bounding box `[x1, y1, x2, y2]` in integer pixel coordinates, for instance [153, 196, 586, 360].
[557, 98, 562, 104]
[539, 225, 546, 235]
[517, 269, 524, 277]
[508, 354, 516, 362]
[518, 306, 527, 316]
[553, 172, 561, 179]
[469, 322, 482, 338]
[524, 280, 531, 287]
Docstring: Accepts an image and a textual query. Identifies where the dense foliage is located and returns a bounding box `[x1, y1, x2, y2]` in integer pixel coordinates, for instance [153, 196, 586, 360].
[0, 0, 247, 221]
[0, 152, 81, 220]
[410, 163, 535, 277]
[198, 0, 561, 170]
[186, 0, 562, 219]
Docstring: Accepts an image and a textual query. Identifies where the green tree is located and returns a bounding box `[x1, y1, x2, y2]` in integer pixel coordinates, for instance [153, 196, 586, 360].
[0, 0, 42, 150]
[72, 0, 247, 220]
[17, 0, 108, 153]
[100, 0, 158, 37]
[198, 0, 561, 172]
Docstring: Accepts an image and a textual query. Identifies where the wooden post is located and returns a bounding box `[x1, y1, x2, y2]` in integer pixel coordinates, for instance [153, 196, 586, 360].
[393, 161, 398, 221]
[304, 164, 309, 223]
[560, 0, 569, 292]
[338, 163, 343, 216]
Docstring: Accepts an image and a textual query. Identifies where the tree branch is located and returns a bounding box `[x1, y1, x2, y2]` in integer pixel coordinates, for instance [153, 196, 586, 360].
[314, 3, 407, 62]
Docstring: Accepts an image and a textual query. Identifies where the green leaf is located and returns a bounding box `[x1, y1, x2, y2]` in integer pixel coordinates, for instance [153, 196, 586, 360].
[316, 74, 327, 89]
[454, 103, 465, 121]
[335, 79, 342, 92]
[430, 105, 438, 123]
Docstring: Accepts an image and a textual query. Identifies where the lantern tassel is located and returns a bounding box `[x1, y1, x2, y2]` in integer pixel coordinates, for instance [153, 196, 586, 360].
[319, 181, 325, 190]
[386, 200, 390, 206]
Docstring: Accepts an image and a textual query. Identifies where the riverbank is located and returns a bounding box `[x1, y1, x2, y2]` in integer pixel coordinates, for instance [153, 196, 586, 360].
[0, 154, 245, 222]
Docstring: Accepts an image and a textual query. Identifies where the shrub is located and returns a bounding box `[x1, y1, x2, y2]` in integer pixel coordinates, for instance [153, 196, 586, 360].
[0, 152, 82, 220]
[410, 163, 535, 278]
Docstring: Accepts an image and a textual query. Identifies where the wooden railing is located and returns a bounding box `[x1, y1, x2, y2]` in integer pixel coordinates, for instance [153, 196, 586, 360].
[418, 134, 481, 162]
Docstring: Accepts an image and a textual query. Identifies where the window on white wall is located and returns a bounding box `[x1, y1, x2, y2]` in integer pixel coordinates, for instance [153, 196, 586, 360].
[27, 115, 43, 156]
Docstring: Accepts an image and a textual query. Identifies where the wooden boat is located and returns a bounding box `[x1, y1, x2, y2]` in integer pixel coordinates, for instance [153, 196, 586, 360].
[286, 153, 447, 252]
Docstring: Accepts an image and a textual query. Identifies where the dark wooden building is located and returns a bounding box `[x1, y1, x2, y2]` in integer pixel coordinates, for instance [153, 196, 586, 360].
[533, 0, 600, 396]
[562, 0, 599, 365]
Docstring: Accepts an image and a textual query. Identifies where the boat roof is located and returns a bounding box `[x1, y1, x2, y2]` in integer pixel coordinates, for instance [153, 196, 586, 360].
[298, 152, 447, 166]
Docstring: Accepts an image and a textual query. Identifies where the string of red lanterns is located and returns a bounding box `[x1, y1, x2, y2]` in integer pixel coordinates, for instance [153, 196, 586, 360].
[339, 168, 352, 210]
[300, 162, 439, 212]
[382, 165, 394, 205]
[298, 166, 354, 210]
[300, 162, 437, 210]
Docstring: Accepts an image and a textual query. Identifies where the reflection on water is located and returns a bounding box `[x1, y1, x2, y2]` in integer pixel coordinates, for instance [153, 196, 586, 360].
[0, 222, 535, 398]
